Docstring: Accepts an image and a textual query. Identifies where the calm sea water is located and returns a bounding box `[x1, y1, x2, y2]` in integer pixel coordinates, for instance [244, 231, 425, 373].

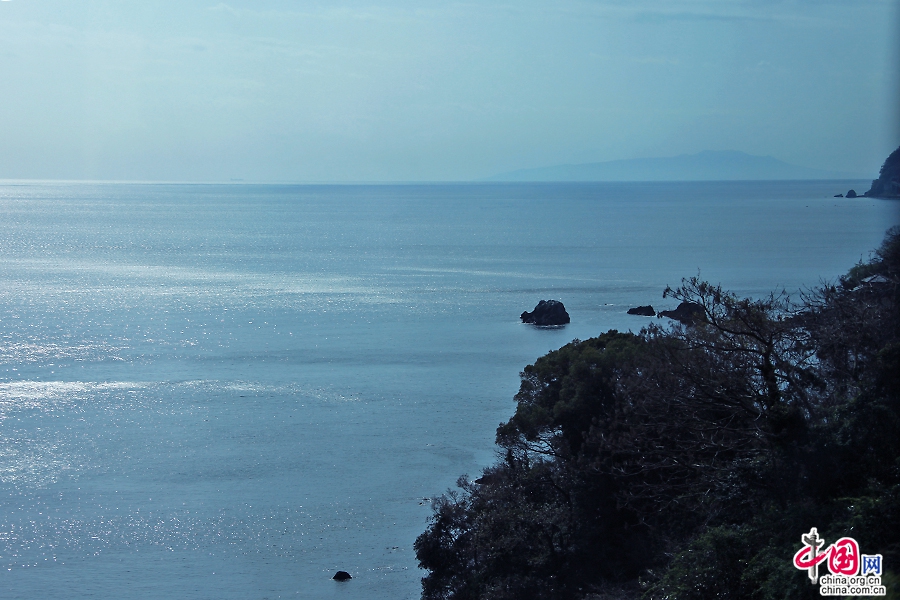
[0, 181, 897, 599]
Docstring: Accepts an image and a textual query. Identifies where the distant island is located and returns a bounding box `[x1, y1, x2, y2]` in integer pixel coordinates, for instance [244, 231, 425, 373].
[486, 150, 867, 182]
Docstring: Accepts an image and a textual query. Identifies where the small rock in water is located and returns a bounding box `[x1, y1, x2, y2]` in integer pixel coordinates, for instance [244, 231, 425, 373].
[846, 189, 858, 198]
[520, 300, 570, 326]
[834, 193, 843, 198]
[333, 571, 352, 581]
[627, 305, 655, 316]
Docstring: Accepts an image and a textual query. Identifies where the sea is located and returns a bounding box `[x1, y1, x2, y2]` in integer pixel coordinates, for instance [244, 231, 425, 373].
[0, 180, 897, 599]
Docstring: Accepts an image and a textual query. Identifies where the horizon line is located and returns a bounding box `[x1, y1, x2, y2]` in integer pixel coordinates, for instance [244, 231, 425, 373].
[0, 177, 874, 186]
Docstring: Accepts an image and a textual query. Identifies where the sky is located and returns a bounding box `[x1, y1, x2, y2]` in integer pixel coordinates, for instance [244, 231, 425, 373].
[0, 0, 897, 182]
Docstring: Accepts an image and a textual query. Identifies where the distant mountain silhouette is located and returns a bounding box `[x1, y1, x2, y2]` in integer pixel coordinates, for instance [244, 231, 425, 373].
[486, 151, 866, 182]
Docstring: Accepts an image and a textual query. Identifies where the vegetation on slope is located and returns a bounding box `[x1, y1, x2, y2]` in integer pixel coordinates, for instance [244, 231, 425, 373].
[416, 227, 900, 599]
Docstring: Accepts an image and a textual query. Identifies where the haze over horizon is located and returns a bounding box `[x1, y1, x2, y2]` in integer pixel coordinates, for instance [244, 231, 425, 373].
[1, 0, 898, 183]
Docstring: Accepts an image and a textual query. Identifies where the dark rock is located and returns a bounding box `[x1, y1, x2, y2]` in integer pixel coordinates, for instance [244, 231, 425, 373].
[865, 145, 900, 198]
[834, 193, 843, 198]
[658, 302, 705, 325]
[627, 305, 656, 316]
[846, 189, 858, 198]
[520, 300, 570, 326]
[333, 571, 352, 581]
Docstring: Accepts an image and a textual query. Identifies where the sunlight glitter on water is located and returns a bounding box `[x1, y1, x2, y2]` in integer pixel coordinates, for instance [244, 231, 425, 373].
[0, 181, 895, 599]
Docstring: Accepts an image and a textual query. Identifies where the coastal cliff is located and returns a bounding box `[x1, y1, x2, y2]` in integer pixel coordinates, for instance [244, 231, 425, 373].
[865, 145, 900, 198]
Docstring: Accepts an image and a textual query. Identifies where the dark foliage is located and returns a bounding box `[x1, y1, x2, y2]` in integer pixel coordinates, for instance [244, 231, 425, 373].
[416, 227, 900, 599]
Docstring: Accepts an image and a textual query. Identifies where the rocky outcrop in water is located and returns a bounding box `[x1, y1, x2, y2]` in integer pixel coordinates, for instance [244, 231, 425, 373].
[521, 300, 570, 326]
[865, 146, 900, 198]
[627, 305, 656, 316]
[333, 571, 352, 581]
[658, 302, 705, 325]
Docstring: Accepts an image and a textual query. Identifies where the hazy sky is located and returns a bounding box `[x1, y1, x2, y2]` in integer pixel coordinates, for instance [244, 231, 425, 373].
[1, 0, 897, 182]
